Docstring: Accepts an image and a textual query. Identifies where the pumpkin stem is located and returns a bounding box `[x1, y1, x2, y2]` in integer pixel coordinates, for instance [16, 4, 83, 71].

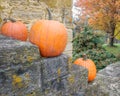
[9, 18, 16, 22]
[3, 18, 16, 22]
[46, 7, 52, 20]
[3, 18, 7, 22]
[83, 54, 87, 60]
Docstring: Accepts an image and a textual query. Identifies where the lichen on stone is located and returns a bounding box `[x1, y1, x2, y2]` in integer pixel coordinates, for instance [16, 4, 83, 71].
[57, 68, 61, 76]
[27, 56, 34, 62]
[12, 74, 23, 88]
[67, 75, 75, 84]
[67, 57, 72, 71]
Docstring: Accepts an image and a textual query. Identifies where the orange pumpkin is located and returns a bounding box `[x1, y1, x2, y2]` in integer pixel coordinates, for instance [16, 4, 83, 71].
[74, 54, 97, 82]
[29, 20, 68, 57]
[1, 18, 28, 41]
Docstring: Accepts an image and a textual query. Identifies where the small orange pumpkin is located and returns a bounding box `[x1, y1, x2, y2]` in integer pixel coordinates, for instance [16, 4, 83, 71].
[74, 54, 97, 82]
[29, 20, 68, 57]
[0, 18, 28, 41]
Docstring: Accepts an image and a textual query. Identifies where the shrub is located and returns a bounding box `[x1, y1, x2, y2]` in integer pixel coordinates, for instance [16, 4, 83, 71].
[73, 26, 118, 70]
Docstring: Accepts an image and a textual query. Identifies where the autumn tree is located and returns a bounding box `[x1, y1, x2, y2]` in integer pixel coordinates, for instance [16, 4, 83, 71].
[76, 0, 120, 46]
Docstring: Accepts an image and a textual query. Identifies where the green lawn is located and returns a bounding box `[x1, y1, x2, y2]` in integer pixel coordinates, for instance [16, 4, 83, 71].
[102, 43, 120, 57]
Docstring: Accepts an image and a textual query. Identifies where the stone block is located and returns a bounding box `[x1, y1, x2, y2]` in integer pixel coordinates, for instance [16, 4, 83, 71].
[39, 57, 88, 96]
[85, 62, 120, 96]
[0, 35, 88, 96]
[0, 35, 41, 96]
[0, 62, 41, 96]
[0, 35, 40, 68]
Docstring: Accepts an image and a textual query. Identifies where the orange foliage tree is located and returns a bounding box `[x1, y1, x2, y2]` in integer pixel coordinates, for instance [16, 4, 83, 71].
[76, 0, 120, 46]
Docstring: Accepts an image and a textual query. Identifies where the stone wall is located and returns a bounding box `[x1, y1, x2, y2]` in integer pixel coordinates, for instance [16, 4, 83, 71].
[0, 35, 87, 96]
[0, 0, 73, 57]
[1, 35, 120, 96]
[85, 62, 120, 96]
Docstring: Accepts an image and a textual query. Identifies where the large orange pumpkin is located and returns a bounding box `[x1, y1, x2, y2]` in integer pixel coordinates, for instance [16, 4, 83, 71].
[74, 55, 97, 82]
[0, 18, 28, 41]
[29, 20, 68, 57]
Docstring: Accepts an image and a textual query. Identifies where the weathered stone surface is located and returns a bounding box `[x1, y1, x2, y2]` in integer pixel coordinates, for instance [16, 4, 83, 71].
[67, 64, 88, 96]
[41, 60, 88, 96]
[0, 35, 40, 68]
[85, 62, 120, 96]
[0, 62, 41, 96]
[0, 35, 41, 96]
[0, 56, 88, 96]
[0, 35, 88, 96]
[33, 55, 88, 96]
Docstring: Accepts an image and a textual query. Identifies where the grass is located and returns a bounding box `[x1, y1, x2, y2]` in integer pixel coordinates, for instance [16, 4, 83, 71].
[102, 43, 120, 57]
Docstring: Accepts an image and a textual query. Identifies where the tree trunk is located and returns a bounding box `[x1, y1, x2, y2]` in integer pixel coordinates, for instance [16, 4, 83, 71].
[109, 29, 115, 47]
[108, 19, 116, 47]
[109, 35, 114, 46]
